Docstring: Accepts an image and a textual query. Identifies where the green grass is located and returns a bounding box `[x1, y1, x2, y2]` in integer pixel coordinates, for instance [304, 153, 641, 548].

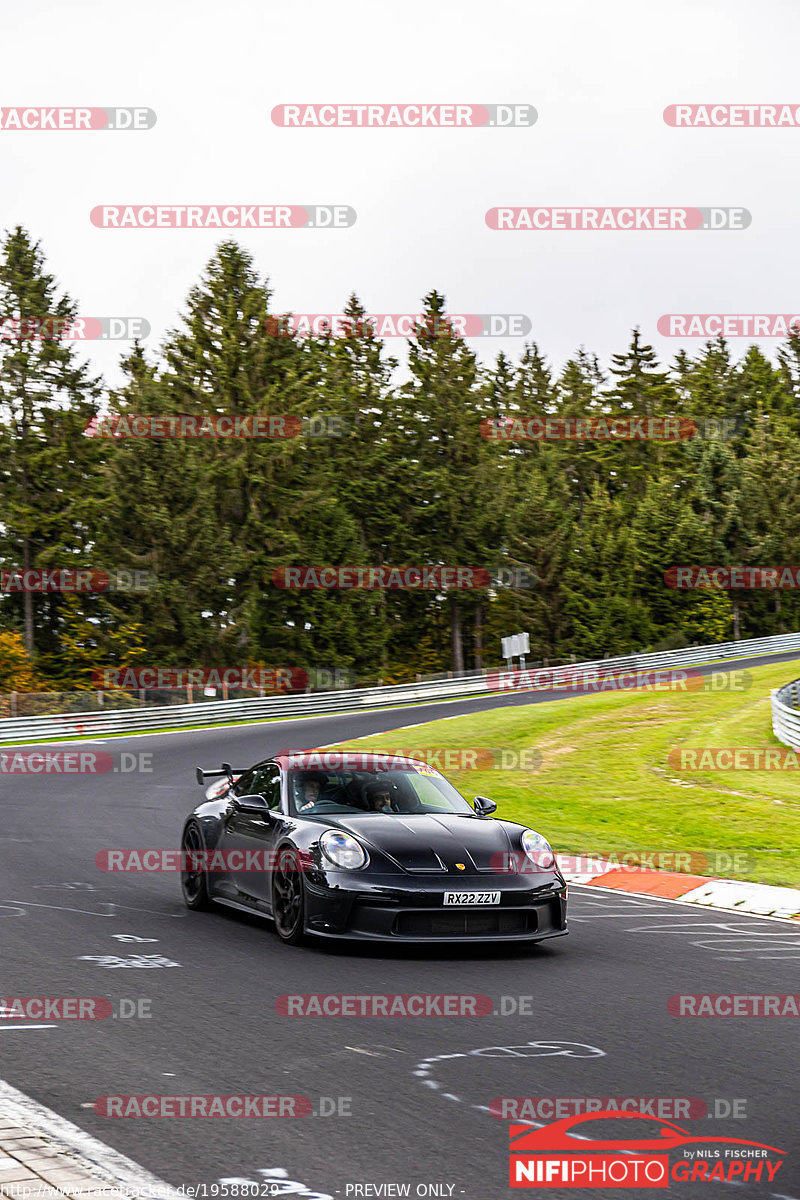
[328, 661, 800, 888]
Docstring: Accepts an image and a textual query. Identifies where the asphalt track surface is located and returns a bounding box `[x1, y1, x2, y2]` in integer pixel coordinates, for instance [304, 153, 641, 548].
[1, 649, 799, 1199]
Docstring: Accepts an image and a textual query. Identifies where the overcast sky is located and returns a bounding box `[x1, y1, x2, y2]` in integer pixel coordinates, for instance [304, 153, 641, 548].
[2, 0, 799, 387]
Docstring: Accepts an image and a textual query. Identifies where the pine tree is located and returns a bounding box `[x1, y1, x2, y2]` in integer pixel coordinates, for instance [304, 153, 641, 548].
[553, 348, 608, 518]
[608, 328, 680, 499]
[0, 227, 102, 658]
[94, 344, 237, 669]
[560, 482, 647, 657]
[395, 291, 502, 672]
[776, 331, 800, 431]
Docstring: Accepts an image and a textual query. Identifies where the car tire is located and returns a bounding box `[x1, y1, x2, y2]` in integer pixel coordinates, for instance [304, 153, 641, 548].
[271, 845, 306, 945]
[180, 821, 213, 910]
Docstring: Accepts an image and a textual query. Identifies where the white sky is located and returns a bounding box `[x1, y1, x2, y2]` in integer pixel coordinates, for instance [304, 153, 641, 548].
[2, 0, 799, 387]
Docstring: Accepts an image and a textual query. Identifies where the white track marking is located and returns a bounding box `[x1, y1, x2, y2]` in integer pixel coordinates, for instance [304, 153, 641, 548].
[77, 953, 179, 968]
[34, 883, 97, 891]
[0, 898, 186, 919]
[0, 1076, 177, 1198]
[0, 1025, 56, 1031]
[0, 899, 117, 917]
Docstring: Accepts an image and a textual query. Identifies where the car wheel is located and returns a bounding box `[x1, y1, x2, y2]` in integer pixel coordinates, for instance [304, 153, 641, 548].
[272, 846, 306, 945]
[180, 822, 213, 910]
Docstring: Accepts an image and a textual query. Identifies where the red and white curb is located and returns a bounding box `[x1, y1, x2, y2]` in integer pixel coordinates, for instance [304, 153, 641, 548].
[558, 857, 800, 921]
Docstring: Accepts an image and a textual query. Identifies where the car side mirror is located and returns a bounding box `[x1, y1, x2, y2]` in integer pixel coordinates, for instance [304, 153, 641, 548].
[233, 794, 272, 817]
[473, 795, 498, 816]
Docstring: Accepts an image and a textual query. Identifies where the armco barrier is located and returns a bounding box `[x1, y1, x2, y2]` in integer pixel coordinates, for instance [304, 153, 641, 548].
[771, 678, 800, 750]
[2, 631, 800, 742]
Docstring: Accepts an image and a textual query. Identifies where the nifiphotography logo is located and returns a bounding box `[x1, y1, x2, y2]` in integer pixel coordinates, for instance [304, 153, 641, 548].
[508, 1110, 785, 1188]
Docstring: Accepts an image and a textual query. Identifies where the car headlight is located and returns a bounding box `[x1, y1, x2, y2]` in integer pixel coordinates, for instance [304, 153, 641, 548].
[320, 830, 368, 870]
[521, 829, 555, 870]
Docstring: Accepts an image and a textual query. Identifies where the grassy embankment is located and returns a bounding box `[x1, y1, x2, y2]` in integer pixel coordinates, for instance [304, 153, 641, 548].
[329, 660, 800, 888]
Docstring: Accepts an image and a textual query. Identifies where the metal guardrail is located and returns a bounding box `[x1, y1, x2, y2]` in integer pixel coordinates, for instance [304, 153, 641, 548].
[2, 630, 800, 742]
[0, 674, 493, 741]
[771, 677, 800, 750]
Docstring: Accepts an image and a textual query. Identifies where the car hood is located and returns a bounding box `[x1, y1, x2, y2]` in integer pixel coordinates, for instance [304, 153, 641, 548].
[324, 812, 519, 874]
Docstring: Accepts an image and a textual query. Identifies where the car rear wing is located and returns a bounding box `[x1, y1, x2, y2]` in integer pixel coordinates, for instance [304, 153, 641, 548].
[195, 762, 247, 786]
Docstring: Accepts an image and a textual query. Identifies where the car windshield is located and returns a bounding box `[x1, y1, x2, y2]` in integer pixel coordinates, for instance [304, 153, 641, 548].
[288, 767, 475, 817]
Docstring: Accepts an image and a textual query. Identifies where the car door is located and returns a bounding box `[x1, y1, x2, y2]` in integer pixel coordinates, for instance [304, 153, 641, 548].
[221, 763, 283, 907]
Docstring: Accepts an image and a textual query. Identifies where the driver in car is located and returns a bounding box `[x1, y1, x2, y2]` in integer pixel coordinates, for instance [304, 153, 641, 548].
[365, 780, 394, 812]
[297, 774, 323, 812]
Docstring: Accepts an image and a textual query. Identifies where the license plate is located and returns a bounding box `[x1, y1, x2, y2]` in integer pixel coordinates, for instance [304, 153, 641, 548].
[444, 891, 501, 906]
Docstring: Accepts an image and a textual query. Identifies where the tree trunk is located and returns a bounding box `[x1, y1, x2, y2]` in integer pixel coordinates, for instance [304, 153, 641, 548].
[451, 600, 464, 673]
[22, 535, 33, 655]
[732, 600, 740, 641]
[19, 402, 35, 656]
[474, 604, 484, 670]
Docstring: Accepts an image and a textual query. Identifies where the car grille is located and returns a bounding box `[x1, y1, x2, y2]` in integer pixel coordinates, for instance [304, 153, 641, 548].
[394, 909, 534, 936]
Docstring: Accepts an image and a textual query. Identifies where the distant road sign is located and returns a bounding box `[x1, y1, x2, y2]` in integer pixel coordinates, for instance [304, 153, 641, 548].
[502, 632, 530, 659]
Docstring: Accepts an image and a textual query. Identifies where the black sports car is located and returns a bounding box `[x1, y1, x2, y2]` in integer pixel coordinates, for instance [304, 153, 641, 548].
[180, 751, 568, 945]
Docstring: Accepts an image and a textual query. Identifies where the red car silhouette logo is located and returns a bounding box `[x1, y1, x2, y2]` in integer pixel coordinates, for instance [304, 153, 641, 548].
[510, 1110, 784, 1155]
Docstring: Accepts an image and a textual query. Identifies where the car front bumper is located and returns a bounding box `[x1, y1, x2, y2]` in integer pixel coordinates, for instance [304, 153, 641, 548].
[303, 872, 568, 942]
